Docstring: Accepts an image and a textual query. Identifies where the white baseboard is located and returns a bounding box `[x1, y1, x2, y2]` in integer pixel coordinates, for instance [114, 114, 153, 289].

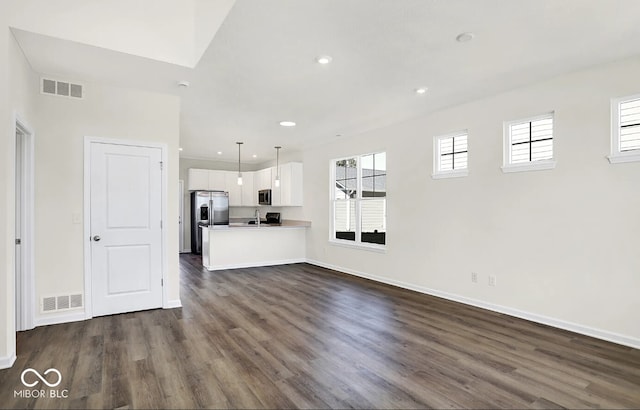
[164, 299, 182, 309]
[180, 249, 191, 254]
[0, 352, 17, 369]
[306, 259, 640, 350]
[205, 258, 306, 271]
[34, 311, 86, 327]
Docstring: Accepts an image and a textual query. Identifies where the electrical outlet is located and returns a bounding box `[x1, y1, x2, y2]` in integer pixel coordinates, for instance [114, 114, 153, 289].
[488, 275, 496, 287]
[471, 272, 478, 283]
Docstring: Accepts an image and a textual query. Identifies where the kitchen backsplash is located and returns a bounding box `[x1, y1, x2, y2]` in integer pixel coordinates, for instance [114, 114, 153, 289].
[229, 206, 305, 220]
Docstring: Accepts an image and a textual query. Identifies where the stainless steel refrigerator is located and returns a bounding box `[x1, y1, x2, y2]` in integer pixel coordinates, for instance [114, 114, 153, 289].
[190, 191, 229, 254]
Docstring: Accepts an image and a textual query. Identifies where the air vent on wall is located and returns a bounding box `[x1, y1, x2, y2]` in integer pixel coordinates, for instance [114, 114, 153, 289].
[41, 78, 83, 99]
[41, 294, 83, 313]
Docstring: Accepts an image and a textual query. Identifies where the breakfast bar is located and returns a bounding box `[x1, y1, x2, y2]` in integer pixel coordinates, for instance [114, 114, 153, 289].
[202, 220, 311, 271]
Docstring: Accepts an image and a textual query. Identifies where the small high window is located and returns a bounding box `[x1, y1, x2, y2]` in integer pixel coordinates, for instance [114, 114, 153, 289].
[502, 113, 556, 173]
[433, 131, 468, 179]
[609, 94, 640, 164]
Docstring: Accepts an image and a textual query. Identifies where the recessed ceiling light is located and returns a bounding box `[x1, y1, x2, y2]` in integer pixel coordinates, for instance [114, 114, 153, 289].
[279, 121, 296, 127]
[415, 87, 428, 95]
[456, 32, 475, 43]
[316, 55, 332, 64]
[179, 147, 183, 151]
[252, 154, 257, 158]
[217, 151, 222, 155]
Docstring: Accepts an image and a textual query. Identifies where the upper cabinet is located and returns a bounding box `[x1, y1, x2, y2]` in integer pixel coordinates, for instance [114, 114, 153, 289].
[224, 172, 242, 206]
[242, 172, 256, 206]
[188, 163, 301, 207]
[255, 168, 272, 191]
[187, 168, 209, 191]
[272, 162, 303, 206]
[188, 168, 257, 206]
[209, 170, 226, 190]
[188, 168, 227, 191]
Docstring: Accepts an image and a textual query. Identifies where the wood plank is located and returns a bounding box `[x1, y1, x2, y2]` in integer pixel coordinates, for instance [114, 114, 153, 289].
[0, 255, 638, 409]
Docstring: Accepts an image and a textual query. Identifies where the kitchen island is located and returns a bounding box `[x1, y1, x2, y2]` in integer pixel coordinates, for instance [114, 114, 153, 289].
[202, 220, 311, 270]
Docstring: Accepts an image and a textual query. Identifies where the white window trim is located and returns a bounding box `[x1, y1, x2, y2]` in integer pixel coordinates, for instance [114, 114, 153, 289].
[432, 130, 469, 179]
[328, 238, 387, 253]
[432, 170, 468, 179]
[501, 112, 556, 173]
[608, 93, 640, 164]
[329, 154, 387, 251]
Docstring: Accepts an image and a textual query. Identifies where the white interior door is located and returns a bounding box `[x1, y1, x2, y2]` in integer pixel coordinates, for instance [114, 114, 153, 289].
[90, 142, 163, 316]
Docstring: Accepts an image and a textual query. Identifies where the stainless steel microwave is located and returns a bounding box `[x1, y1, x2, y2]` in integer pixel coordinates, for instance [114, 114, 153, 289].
[258, 189, 271, 205]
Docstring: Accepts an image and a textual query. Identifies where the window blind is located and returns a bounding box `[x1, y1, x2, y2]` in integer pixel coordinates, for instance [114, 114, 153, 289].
[620, 98, 640, 152]
[510, 117, 553, 163]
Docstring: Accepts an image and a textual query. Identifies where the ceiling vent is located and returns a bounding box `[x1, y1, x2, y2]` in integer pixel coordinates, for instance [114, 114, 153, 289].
[41, 78, 84, 99]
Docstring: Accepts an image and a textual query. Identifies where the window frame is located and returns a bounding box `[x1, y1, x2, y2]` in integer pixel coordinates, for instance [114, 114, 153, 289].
[432, 130, 469, 179]
[502, 112, 556, 173]
[609, 93, 640, 164]
[329, 152, 387, 252]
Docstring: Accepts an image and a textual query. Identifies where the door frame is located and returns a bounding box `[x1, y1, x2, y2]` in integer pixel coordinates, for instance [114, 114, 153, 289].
[178, 179, 186, 253]
[13, 112, 35, 331]
[83, 136, 168, 319]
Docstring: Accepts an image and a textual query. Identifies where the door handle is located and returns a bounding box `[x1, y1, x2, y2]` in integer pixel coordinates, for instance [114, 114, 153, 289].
[93, 235, 101, 242]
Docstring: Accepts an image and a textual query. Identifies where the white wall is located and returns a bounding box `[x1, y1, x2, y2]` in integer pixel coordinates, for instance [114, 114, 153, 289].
[35, 81, 181, 321]
[0, 15, 40, 367]
[0, 19, 13, 367]
[303, 55, 640, 347]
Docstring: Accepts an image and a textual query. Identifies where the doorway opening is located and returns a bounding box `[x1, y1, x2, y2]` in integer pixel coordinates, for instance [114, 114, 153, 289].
[179, 179, 185, 253]
[14, 115, 34, 332]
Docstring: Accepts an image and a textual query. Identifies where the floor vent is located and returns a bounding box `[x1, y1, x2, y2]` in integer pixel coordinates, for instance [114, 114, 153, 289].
[41, 294, 83, 313]
[41, 78, 84, 99]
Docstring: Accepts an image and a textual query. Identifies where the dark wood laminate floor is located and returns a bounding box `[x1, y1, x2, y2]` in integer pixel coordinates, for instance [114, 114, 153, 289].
[1, 254, 640, 409]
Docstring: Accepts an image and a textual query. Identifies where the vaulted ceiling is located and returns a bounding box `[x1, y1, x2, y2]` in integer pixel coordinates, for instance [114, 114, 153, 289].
[8, 0, 640, 163]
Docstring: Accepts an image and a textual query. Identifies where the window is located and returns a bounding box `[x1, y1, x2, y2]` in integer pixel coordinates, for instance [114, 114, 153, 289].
[502, 113, 556, 173]
[609, 94, 640, 164]
[332, 152, 386, 248]
[433, 131, 468, 179]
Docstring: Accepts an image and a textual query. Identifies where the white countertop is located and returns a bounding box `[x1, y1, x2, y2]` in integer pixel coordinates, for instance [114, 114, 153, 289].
[209, 219, 311, 230]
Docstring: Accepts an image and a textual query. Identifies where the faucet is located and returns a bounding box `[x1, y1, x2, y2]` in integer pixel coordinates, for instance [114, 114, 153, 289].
[255, 209, 260, 226]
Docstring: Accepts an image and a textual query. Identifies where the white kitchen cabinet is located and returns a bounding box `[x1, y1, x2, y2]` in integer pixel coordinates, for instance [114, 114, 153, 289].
[241, 172, 256, 206]
[255, 168, 272, 191]
[187, 168, 209, 191]
[225, 171, 255, 207]
[271, 166, 282, 207]
[188, 168, 227, 191]
[224, 171, 242, 206]
[189, 164, 300, 206]
[208, 170, 226, 191]
[272, 162, 303, 206]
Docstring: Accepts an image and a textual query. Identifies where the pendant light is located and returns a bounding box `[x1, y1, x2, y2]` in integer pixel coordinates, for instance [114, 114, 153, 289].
[236, 142, 243, 185]
[274, 146, 281, 188]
